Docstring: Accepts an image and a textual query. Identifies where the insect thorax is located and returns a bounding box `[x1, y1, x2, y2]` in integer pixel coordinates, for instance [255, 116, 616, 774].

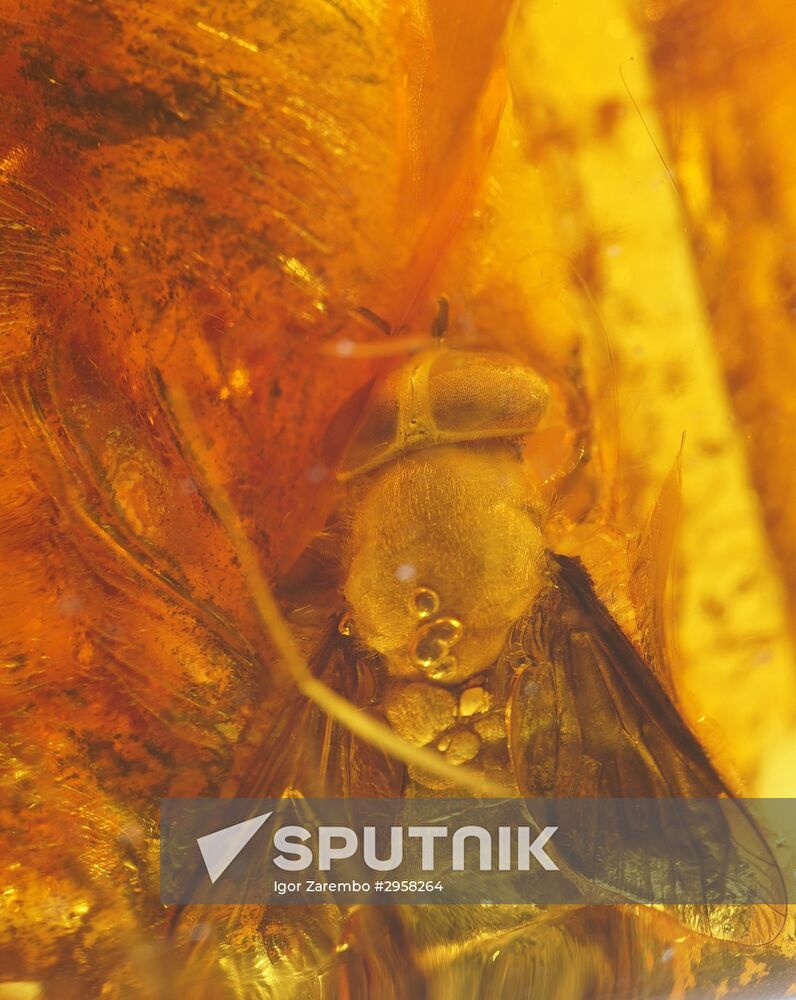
[343, 441, 546, 687]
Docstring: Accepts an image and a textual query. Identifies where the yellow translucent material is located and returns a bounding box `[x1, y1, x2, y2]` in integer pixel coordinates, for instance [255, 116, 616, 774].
[2, 0, 796, 995]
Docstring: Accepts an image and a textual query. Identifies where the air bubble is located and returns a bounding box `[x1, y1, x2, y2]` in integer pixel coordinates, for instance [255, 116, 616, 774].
[409, 617, 463, 671]
[410, 586, 440, 619]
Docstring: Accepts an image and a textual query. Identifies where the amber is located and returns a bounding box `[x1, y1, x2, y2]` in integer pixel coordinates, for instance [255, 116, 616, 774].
[1, 0, 796, 996]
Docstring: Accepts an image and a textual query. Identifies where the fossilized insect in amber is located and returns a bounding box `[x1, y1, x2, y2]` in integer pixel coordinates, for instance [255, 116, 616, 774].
[2, 0, 796, 997]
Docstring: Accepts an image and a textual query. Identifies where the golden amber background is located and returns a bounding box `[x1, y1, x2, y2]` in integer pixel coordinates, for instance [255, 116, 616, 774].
[1, 0, 796, 995]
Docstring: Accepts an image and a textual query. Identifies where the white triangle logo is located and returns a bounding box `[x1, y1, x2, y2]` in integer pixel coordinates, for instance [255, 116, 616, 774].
[197, 811, 273, 883]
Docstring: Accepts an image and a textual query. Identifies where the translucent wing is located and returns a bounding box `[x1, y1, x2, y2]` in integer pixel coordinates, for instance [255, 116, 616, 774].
[234, 613, 405, 800]
[508, 552, 786, 945]
[169, 612, 405, 989]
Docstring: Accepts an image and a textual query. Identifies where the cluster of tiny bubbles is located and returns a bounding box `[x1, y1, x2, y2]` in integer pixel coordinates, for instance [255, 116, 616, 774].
[405, 585, 463, 680]
[410, 618, 463, 670]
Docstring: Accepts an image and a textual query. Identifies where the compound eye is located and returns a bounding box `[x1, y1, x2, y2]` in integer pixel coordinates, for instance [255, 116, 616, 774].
[427, 351, 548, 437]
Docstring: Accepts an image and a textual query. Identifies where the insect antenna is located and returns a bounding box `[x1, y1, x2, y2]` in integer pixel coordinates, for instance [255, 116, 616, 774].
[431, 295, 449, 340]
[353, 305, 393, 335]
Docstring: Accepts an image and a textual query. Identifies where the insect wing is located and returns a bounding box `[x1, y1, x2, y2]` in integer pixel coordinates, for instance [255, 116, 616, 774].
[236, 616, 405, 801]
[508, 553, 786, 945]
[169, 615, 404, 961]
